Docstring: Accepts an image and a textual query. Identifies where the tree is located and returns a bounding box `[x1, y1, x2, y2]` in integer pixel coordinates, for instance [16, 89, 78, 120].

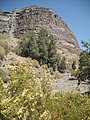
[18, 31, 39, 60]
[37, 29, 49, 64]
[75, 41, 90, 83]
[47, 34, 57, 70]
[18, 29, 62, 70]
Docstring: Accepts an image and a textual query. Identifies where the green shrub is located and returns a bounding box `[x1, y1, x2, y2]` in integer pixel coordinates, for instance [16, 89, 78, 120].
[1, 61, 52, 119]
[17, 29, 66, 72]
[0, 61, 90, 120]
[74, 41, 90, 83]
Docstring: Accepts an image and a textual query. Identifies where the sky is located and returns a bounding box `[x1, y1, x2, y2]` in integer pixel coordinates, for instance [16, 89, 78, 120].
[0, 0, 90, 49]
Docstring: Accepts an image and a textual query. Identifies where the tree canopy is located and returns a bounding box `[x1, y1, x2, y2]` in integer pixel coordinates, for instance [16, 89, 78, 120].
[18, 29, 66, 71]
[75, 41, 90, 82]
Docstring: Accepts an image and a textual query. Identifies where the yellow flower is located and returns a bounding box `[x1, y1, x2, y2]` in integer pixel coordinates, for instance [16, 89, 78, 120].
[31, 108, 35, 112]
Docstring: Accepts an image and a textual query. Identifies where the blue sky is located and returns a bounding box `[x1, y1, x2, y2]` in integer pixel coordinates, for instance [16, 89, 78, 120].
[0, 0, 90, 49]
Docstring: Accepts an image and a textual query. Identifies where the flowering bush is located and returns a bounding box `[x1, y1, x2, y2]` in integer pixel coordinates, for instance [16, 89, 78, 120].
[0, 60, 90, 120]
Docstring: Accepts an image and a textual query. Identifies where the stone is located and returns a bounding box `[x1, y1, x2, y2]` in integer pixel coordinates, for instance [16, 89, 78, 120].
[0, 5, 80, 57]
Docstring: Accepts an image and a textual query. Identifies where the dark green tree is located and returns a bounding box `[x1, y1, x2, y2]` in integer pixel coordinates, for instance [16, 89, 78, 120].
[47, 35, 57, 70]
[38, 29, 58, 69]
[18, 31, 39, 60]
[75, 41, 90, 83]
[18, 29, 67, 71]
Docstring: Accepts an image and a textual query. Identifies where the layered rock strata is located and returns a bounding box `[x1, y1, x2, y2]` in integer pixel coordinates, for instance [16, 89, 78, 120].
[0, 6, 80, 55]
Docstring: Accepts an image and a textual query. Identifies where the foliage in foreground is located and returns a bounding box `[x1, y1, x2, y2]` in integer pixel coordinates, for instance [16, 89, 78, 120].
[0, 61, 90, 120]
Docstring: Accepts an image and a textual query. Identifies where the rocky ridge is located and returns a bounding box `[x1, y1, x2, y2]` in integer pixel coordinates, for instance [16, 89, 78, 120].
[0, 6, 80, 57]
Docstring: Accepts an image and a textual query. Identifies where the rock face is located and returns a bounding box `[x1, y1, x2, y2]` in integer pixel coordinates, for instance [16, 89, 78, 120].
[0, 6, 80, 56]
[0, 11, 11, 34]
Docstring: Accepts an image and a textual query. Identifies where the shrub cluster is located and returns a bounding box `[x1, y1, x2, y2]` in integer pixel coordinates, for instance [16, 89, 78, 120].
[0, 61, 90, 120]
[0, 35, 9, 59]
[73, 41, 90, 83]
[17, 29, 66, 71]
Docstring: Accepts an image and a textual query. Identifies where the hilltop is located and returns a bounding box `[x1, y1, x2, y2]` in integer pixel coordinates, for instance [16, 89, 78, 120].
[0, 6, 80, 59]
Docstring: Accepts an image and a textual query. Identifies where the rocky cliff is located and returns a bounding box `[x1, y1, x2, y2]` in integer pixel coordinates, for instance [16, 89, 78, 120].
[0, 6, 80, 57]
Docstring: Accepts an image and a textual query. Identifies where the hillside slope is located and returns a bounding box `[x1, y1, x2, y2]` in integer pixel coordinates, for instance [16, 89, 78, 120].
[0, 6, 80, 59]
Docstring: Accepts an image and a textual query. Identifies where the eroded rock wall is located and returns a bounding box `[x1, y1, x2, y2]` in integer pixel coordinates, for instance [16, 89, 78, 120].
[0, 11, 11, 34]
[0, 6, 80, 55]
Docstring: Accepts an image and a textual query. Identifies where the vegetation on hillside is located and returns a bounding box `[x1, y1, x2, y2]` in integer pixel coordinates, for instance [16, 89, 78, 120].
[0, 35, 9, 59]
[0, 61, 90, 120]
[74, 41, 90, 83]
[17, 29, 66, 71]
[0, 30, 90, 119]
